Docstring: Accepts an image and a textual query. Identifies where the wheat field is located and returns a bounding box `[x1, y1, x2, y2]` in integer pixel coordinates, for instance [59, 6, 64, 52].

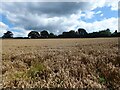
[2, 38, 120, 89]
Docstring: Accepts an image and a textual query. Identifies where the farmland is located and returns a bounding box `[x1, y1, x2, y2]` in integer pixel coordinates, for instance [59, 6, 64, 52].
[2, 38, 120, 89]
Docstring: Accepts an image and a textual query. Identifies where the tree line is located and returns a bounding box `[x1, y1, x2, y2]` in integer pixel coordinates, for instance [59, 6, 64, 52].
[2, 28, 120, 39]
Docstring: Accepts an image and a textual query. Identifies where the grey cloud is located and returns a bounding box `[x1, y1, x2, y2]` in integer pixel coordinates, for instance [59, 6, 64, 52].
[27, 2, 89, 16]
[1, 2, 90, 34]
[2, 2, 89, 16]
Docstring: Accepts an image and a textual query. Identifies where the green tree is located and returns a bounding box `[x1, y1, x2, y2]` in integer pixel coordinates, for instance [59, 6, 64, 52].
[49, 33, 56, 38]
[78, 28, 88, 37]
[28, 31, 40, 38]
[41, 30, 49, 38]
[112, 30, 117, 37]
[2, 31, 13, 38]
[98, 28, 111, 37]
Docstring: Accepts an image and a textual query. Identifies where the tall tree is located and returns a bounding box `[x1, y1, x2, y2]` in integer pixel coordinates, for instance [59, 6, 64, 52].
[78, 28, 88, 37]
[112, 30, 117, 37]
[41, 30, 49, 38]
[28, 31, 40, 38]
[2, 31, 13, 38]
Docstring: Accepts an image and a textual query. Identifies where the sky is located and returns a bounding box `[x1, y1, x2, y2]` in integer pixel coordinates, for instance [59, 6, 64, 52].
[0, 0, 119, 37]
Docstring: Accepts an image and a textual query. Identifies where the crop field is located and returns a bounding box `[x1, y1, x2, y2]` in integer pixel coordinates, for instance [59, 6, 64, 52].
[1, 38, 120, 89]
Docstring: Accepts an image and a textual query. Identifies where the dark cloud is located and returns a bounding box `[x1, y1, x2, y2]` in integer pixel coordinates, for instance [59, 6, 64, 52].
[27, 2, 89, 16]
[2, 2, 89, 16]
[1, 2, 90, 33]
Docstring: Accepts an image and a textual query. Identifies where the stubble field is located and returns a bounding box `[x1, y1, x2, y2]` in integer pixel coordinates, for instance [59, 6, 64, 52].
[2, 38, 120, 89]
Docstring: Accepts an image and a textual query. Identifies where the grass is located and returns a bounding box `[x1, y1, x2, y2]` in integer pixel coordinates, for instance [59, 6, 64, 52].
[27, 63, 46, 79]
[99, 76, 106, 84]
[2, 38, 120, 88]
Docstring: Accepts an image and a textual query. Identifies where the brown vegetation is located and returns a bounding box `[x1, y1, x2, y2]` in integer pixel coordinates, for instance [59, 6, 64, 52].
[2, 38, 120, 89]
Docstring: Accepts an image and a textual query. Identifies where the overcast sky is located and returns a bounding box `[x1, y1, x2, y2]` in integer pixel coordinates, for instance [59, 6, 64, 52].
[0, 0, 119, 37]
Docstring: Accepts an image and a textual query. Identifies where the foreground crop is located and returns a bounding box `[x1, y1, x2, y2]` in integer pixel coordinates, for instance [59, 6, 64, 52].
[2, 38, 120, 89]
